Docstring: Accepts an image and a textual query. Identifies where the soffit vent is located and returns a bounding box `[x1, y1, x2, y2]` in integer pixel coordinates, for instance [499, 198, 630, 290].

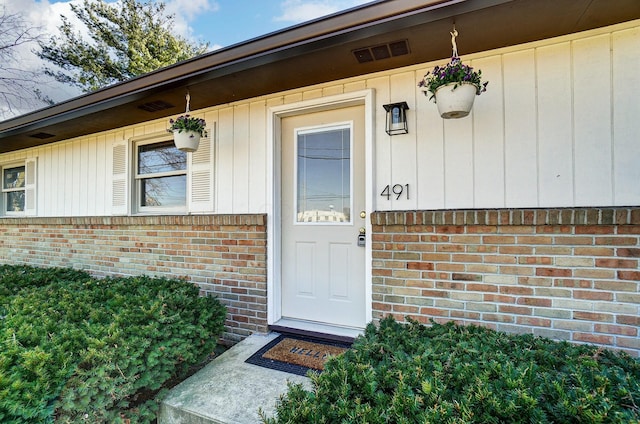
[29, 132, 55, 139]
[138, 100, 174, 112]
[353, 40, 410, 64]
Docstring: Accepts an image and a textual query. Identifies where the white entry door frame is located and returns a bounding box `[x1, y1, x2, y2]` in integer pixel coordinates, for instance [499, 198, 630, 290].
[266, 89, 375, 331]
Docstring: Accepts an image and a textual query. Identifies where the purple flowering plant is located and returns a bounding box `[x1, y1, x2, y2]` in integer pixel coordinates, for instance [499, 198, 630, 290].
[168, 114, 206, 136]
[418, 57, 488, 101]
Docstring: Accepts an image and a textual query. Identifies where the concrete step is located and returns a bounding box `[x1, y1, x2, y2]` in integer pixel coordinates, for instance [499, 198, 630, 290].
[158, 333, 310, 424]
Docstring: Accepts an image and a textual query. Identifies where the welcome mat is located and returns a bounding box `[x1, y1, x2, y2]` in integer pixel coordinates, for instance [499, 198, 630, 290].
[245, 334, 351, 376]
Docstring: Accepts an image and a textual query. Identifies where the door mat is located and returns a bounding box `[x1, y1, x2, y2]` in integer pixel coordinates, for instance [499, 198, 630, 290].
[245, 334, 351, 376]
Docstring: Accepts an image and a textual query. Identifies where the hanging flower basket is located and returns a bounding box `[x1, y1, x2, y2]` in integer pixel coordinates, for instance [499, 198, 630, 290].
[168, 114, 206, 152]
[418, 57, 488, 119]
[434, 82, 478, 119]
[173, 130, 201, 152]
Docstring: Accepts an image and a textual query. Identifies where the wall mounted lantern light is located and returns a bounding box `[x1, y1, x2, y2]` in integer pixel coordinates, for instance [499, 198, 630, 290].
[383, 102, 409, 135]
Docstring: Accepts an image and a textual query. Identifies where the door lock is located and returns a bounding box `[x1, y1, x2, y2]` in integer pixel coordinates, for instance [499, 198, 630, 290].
[357, 227, 366, 247]
[360, 210, 366, 219]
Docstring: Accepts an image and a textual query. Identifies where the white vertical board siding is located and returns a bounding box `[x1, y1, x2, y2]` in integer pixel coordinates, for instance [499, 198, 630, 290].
[72, 142, 82, 215]
[249, 101, 268, 212]
[233, 104, 250, 212]
[536, 42, 574, 207]
[79, 138, 90, 216]
[409, 23, 637, 210]
[369, 76, 393, 209]
[612, 27, 640, 205]
[503, 50, 538, 207]
[389, 72, 417, 211]
[472, 56, 505, 208]
[50, 144, 62, 215]
[0, 136, 115, 217]
[573, 34, 613, 206]
[415, 67, 445, 209]
[40, 145, 52, 215]
[63, 143, 72, 216]
[216, 107, 235, 214]
[94, 135, 107, 214]
[85, 138, 97, 216]
[443, 107, 474, 208]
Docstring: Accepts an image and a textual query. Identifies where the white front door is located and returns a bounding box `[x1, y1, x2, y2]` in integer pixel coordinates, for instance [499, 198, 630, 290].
[281, 105, 366, 329]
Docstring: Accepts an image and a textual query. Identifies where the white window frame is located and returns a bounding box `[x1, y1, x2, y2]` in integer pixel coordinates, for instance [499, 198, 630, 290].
[133, 137, 188, 214]
[2, 162, 26, 216]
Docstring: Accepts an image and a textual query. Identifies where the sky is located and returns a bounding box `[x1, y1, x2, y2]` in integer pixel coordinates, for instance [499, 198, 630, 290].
[1, 0, 373, 116]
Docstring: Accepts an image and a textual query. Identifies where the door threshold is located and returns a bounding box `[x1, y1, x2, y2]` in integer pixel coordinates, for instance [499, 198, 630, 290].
[271, 318, 364, 343]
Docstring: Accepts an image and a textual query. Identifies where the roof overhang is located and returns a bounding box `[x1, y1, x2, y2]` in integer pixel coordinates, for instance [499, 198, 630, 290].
[1, 0, 639, 153]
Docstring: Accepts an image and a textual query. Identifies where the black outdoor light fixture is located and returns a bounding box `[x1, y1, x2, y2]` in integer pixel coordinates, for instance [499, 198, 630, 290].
[383, 102, 409, 135]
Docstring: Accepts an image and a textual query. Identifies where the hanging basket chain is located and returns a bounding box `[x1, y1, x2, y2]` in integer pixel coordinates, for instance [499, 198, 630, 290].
[450, 25, 458, 58]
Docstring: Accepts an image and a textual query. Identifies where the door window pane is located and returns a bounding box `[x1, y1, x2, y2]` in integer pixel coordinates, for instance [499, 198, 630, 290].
[296, 126, 351, 223]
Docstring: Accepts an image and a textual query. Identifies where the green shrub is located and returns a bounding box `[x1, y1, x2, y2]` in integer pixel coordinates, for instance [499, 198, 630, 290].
[0, 266, 226, 423]
[263, 317, 640, 423]
[0, 264, 91, 296]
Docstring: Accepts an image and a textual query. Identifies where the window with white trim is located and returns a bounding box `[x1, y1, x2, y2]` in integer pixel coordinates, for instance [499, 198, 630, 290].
[111, 127, 213, 215]
[2, 164, 26, 214]
[134, 139, 187, 213]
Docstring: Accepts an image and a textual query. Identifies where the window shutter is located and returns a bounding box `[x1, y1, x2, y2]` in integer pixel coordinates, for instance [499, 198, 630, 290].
[188, 125, 215, 213]
[24, 158, 37, 216]
[111, 140, 129, 215]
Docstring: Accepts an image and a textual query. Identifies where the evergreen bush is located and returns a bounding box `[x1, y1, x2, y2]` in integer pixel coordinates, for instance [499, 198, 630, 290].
[264, 317, 640, 423]
[0, 265, 226, 423]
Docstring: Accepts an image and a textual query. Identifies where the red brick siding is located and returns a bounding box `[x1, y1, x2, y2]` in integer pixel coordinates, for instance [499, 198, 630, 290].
[0, 215, 267, 344]
[371, 208, 640, 357]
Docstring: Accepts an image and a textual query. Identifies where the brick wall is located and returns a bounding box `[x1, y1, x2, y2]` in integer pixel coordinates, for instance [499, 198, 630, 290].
[371, 208, 640, 357]
[0, 215, 267, 344]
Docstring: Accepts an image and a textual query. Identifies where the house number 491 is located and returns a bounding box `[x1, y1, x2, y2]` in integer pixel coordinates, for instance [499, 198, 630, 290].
[380, 184, 409, 200]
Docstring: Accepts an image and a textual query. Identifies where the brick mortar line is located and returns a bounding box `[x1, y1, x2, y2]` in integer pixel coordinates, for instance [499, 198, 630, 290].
[0, 214, 267, 226]
[378, 257, 638, 270]
[372, 208, 640, 226]
[378, 303, 637, 329]
[376, 285, 639, 300]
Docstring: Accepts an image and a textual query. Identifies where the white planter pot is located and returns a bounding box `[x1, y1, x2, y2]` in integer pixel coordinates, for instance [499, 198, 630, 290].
[173, 130, 201, 152]
[434, 82, 477, 119]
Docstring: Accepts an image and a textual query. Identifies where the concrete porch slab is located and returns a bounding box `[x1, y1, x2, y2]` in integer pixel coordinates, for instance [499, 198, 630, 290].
[158, 333, 311, 424]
